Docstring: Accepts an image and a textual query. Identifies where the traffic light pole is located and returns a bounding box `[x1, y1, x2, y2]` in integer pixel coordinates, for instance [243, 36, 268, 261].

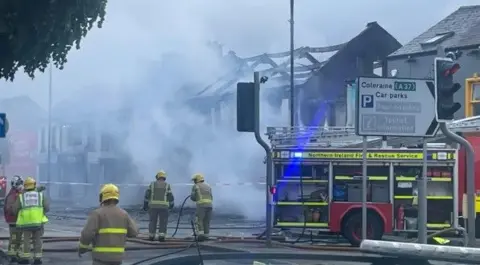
[253, 72, 273, 247]
[417, 138, 428, 244]
[440, 122, 476, 246]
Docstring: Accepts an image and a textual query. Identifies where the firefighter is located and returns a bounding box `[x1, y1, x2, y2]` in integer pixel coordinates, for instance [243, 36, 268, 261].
[190, 173, 213, 240]
[143, 170, 174, 241]
[3, 175, 24, 262]
[13, 177, 49, 265]
[78, 183, 138, 265]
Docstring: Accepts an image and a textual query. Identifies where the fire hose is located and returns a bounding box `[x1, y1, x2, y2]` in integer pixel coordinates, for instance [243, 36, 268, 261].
[0, 236, 358, 253]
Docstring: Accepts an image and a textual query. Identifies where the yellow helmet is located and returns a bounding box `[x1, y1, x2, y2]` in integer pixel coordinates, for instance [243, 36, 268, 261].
[99, 183, 120, 203]
[156, 170, 167, 180]
[24, 177, 36, 190]
[192, 173, 204, 182]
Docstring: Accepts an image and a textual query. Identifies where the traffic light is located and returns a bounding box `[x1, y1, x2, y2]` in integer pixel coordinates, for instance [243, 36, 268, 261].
[434, 57, 462, 122]
[236, 82, 255, 132]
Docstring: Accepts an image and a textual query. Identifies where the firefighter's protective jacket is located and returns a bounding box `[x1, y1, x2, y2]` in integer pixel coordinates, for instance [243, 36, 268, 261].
[12, 190, 50, 228]
[3, 188, 20, 224]
[79, 204, 138, 263]
[190, 182, 213, 208]
[144, 181, 174, 208]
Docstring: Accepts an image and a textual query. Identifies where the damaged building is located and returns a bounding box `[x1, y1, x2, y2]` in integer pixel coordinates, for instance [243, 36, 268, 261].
[191, 22, 401, 128]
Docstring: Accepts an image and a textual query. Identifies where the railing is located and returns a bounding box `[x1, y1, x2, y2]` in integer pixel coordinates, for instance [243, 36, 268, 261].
[266, 115, 480, 148]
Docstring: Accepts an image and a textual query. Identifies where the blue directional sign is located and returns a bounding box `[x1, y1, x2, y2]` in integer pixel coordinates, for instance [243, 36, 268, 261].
[0, 113, 9, 138]
[361, 95, 374, 108]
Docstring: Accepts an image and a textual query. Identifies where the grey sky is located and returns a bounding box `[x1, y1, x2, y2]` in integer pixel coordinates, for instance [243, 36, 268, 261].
[1, 0, 478, 108]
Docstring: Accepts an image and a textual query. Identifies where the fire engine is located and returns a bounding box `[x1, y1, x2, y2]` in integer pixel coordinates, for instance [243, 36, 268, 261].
[266, 115, 480, 246]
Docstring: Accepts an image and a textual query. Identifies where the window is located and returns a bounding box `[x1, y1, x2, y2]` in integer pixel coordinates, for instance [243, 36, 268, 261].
[472, 83, 480, 101]
[421, 32, 454, 45]
[100, 133, 113, 152]
[51, 126, 57, 151]
[40, 128, 46, 152]
[67, 127, 83, 146]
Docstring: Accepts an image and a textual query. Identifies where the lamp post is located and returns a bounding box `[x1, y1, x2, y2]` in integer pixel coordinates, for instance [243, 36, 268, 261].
[46, 62, 52, 197]
[289, 0, 295, 126]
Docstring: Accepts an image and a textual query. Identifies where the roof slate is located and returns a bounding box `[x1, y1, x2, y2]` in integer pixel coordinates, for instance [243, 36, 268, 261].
[389, 5, 480, 58]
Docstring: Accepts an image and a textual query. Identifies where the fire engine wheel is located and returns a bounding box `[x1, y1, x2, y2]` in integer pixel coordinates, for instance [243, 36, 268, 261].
[343, 212, 383, 246]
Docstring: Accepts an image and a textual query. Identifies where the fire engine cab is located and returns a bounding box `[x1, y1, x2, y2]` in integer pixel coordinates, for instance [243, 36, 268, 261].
[266, 116, 480, 246]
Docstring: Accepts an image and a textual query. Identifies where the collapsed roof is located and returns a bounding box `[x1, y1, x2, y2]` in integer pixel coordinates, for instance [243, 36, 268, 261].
[193, 22, 401, 102]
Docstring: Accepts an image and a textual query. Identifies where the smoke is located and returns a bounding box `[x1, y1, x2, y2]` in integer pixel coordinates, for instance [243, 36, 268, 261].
[2, 0, 478, 219]
[59, 0, 295, 219]
[119, 47, 286, 219]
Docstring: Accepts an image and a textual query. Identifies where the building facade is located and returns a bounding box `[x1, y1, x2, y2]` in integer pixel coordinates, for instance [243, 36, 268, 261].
[387, 5, 480, 119]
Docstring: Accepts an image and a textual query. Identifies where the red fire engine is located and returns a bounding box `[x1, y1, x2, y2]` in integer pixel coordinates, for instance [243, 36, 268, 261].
[267, 119, 480, 246]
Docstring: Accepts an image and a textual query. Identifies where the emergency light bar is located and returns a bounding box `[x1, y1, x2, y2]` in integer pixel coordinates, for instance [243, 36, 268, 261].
[360, 240, 479, 264]
[293, 152, 302, 158]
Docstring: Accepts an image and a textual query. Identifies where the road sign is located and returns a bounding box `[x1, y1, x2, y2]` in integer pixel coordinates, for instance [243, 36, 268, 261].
[0, 113, 9, 138]
[356, 77, 439, 137]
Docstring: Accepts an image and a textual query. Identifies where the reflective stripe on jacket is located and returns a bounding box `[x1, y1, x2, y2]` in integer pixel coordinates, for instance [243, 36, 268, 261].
[190, 182, 213, 208]
[145, 181, 174, 208]
[432, 237, 450, 245]
[79, 204, 139, 263]
[16, 191, 45, 228]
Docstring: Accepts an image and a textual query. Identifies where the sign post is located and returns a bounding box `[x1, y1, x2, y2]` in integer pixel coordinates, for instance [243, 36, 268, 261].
[355, 76, 439, 242]
[0, 113, 9, 138]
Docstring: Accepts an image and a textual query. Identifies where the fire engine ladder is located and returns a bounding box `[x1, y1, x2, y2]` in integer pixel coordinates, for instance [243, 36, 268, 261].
[266, 115, 480, 148]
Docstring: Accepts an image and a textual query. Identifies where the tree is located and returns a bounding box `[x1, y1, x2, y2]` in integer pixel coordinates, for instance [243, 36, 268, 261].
[0, 0, 108, 81]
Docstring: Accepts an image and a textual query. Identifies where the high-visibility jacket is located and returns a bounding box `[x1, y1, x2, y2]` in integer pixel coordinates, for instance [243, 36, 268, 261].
[144, 181, 174, 208]
[79, 204, 138, 263]
[15, 191, 48, 228]
[190, 182, 213, 208]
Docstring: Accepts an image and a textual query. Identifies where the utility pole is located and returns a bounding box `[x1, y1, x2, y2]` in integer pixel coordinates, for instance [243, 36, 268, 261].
[46, 62, 52, 198]
[289, 0, 295, 126]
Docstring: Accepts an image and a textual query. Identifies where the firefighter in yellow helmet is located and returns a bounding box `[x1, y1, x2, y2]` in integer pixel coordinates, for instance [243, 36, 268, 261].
[143, 170, 174, 241]
[78, 184, 139, 264]
[12, 177, 49, 265]
[190, 173, 213, 241]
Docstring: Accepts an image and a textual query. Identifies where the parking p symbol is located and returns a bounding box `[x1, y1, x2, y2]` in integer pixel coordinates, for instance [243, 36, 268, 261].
[361, 95, 374, 108]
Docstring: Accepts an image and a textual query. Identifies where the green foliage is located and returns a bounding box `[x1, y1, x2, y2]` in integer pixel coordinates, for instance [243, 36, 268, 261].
[0, 0, 108, 81]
